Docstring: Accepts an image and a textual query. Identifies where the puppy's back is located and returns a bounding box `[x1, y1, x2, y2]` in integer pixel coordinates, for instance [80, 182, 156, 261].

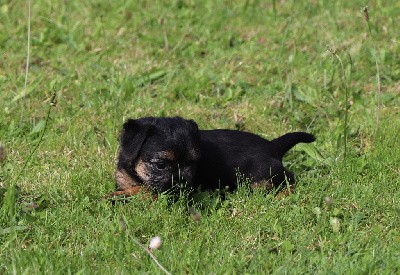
[199, 129, 315, 159]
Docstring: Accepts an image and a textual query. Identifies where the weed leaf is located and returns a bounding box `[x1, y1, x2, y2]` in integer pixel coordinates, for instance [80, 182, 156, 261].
[29, 120, 46, 135]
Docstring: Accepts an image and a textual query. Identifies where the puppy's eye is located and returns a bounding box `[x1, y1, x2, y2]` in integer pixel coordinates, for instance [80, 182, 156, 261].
[155, 162, 167, 170]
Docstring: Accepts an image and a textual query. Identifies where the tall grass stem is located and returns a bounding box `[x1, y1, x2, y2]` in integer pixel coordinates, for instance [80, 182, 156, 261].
[334, 53, 348, 162]
[20, 0, 32, 123]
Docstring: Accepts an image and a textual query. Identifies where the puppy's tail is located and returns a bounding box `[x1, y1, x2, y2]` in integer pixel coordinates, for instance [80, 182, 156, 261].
[271, 132, 316, 159]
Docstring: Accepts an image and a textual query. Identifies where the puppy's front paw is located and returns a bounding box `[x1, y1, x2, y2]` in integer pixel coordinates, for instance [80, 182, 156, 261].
[275, 185, 295, 199]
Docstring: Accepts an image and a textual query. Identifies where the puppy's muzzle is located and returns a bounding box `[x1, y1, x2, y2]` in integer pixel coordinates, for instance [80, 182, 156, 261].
[170, 164, 192, 189]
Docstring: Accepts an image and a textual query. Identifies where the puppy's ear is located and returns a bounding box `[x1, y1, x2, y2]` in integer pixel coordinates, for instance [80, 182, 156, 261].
[188, 119, 199, 132]
[119, 118, 154, 163]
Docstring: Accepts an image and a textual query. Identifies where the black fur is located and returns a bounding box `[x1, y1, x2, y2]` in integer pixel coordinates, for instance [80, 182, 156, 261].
[196, 130, 315, 191]
[114, 116, 315, 195]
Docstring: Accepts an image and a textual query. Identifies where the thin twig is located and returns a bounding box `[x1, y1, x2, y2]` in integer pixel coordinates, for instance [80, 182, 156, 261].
[374, 57, 381, 134]
[363, 6, 381, 135]
[332, 52, 348, 162]
[160, 18, 169, 51]
[163, 29, 169, 51]
[131, 237, 172, 275]
[20, 0, 32, 123]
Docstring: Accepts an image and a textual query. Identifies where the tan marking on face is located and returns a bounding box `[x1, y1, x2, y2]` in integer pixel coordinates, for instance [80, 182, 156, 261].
[115, 169, 137, 191]
[157, 150, 175, 161]
[251, 180, 274, 191]
[135, 158, 151, 181]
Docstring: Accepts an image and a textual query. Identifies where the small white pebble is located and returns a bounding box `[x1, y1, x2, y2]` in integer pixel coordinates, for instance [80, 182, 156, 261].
[149, 236, 162, 250]
[330, 217, 341, 233]
[324, 196, 334, 208]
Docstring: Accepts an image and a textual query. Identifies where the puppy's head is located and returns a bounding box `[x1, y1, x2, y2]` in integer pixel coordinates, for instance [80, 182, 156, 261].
[116, 117, 201, 194]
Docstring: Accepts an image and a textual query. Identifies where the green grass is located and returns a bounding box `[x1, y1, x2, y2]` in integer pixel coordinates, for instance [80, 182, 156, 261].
[1, 0, 400, 273]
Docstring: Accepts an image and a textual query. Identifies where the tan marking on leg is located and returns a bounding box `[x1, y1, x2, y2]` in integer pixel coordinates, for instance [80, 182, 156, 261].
[251, 180, 274, 191]
[276, 185, 296, 199]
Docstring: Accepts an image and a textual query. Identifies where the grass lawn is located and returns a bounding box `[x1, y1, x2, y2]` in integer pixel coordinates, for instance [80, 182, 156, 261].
[1, 0, 400, 273]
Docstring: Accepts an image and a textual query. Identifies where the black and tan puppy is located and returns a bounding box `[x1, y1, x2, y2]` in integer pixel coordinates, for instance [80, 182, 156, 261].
[108, 116, 315, 198]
